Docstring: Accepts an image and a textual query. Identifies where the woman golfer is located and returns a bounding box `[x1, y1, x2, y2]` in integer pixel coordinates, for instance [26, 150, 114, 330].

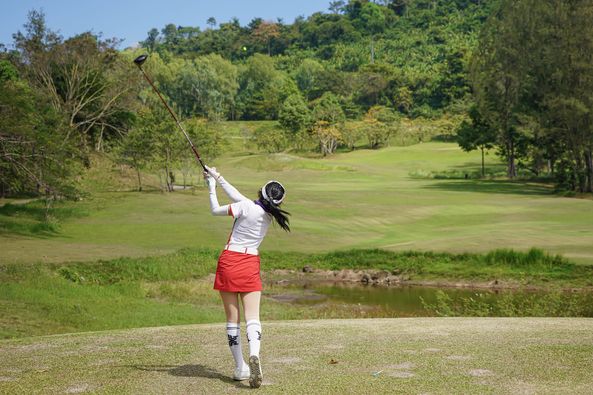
[204, 166, 289, 389]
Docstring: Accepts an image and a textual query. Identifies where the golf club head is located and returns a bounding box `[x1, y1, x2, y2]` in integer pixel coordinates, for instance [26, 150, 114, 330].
[134, 54, 148, 66]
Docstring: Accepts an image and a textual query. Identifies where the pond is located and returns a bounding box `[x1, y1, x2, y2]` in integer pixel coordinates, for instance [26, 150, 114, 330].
[265, 281, 593, 317]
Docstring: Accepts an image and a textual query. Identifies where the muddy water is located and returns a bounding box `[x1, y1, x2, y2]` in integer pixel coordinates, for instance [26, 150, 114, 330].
[265, 281, 593, 317]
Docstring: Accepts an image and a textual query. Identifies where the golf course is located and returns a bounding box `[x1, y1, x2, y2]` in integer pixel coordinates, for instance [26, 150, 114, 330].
[2, 134, 593, 392]
[3, 140, 593, 264]
[3, 0, 593, 392]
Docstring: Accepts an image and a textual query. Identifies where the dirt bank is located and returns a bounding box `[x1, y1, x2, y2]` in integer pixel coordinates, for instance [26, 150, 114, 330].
[264, 268, 593, 292]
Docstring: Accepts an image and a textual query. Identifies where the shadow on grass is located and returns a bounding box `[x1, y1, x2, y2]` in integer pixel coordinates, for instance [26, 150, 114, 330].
[0, 201, 87, 238]
[132, 364, 246, 387]
[0, 203, 57, 238]
[422, 179, 555, 196]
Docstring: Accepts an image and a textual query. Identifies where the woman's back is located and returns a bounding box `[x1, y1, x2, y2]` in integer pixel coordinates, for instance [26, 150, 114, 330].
[227, 200, 272, 250]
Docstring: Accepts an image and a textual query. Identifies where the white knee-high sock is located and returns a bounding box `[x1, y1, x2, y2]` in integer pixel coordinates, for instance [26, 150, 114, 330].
[246, 319, 262, 357]
[226, 323, 246, 370]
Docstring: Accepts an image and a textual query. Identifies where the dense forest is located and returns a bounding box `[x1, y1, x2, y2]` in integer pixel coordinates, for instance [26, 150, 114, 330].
[1, 0, 593, 198]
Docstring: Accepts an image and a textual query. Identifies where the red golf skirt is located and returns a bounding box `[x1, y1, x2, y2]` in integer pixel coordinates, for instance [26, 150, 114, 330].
[213, 250, 262, 292]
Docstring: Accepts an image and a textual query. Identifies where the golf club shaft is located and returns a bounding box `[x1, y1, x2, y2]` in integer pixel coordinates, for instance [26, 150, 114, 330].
[135, 65, 207, 171]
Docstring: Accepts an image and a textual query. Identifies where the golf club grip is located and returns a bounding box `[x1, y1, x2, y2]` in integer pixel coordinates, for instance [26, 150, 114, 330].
[137, 65, 208, 171]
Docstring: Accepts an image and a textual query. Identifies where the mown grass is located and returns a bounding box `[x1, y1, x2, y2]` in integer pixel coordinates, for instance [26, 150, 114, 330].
[2, 318, 593, 394]
[1, 247, 592, 339]
[2, 141, 593, 265]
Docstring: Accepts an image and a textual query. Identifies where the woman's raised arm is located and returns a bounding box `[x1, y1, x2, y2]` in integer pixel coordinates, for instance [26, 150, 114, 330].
[206, 166, 249, 202]
[205, 172, 231, 216]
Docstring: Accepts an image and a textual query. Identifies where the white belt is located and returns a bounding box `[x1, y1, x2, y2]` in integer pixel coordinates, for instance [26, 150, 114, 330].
[224, 244, 259, 256]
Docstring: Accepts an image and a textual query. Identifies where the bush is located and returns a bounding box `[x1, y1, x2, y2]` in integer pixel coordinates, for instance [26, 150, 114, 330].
[252, 123, 289, 153]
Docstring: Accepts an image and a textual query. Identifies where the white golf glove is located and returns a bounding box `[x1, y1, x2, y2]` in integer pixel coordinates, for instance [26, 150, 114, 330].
[204, 165, 221, 180]
[203, 168, 216, 190]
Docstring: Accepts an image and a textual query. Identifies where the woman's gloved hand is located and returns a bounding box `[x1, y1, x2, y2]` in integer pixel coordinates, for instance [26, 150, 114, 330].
[203, 167, 217, 190]
[204, 165, 221, 180]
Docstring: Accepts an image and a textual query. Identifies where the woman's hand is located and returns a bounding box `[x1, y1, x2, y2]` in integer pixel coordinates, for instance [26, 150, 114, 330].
[205, 165, 221, 180]
[204, 169, 216, 190]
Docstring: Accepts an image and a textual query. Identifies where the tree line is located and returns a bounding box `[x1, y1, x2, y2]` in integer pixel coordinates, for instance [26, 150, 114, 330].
[461, 0, 593, 192]
[1, 0, 592, 198]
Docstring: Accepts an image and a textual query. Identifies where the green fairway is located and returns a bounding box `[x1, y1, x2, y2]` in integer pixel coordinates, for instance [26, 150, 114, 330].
[2, 142, 592, 265]
[1, 318, 592, 394]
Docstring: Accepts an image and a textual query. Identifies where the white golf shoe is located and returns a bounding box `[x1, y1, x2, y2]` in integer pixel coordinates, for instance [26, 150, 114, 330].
[249, 355, 263, 388]
[233, 366, 250, 381]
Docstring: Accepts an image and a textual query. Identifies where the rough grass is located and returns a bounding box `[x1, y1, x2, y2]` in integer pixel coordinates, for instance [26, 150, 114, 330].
[2, 247, 592, 339]
[1, 318, 592, 394]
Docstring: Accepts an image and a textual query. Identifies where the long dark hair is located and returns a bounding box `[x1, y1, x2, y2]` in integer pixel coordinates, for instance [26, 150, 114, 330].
[258, 182, 290, 232]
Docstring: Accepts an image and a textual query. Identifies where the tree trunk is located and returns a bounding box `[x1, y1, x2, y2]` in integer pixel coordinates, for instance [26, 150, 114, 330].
[44, 191, 53, 222]
[136, 168, 142, 192]
[481, 146, 485, 178]
[96, 125, 105, 152]
[586, 149, 593, 193]
[165, 147, 173, 192]
[575, 152, 585, 193]
[370, 37, 375, 64]
[507, 139, 516, 179]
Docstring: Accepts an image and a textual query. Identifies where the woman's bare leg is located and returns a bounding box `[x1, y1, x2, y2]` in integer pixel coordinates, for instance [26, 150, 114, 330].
[220, 291, 240, 323]
[219, 291, 247, 374]
[240, 291, 261, 322]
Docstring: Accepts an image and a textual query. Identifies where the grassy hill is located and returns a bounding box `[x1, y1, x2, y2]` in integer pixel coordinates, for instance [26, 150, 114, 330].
[2, 141, 592, 265]
[1, 318, 592, 394]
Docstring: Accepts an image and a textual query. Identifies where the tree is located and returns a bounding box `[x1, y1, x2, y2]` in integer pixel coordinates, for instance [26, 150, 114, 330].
[355, 63, 393, 107]
[237, 54, 296, 120]
[294, 59, 325, 100]
[161, 24, 180, 48]
[341, 121, 364, 150]
[13, 12, 138, 156]
[363, 105, 399, 149]
[278, 94, 312, 134]
[357, 2, 386, 63]
[312, 120, 341, 156]
[394, 86, 413, 114]
[184, 55, 238, 120]
[251, 21, 280, 55]
[536, 0, 593, 192]
[183, 118, 225, 163]
[0, 60, 81, 200]
[388, 0, 410, 16]
[470, 0, 533, 179]
[141, 28, 160, 52]
[329, 1, 346, 14]
[115, 109, 155, 191]
[206, 17, 217, 29]
[312, 92, 345, 155]
[252, 123, 288, 153]
[457, 106, 496, 177]
[470, 0, 593, 191]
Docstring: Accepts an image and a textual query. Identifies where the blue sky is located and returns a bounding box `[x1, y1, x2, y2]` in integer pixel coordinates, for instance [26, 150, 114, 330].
[1, 1, 329, 48]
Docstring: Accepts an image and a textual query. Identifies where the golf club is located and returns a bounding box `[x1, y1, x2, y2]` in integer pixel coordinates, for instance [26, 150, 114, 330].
[133, 54, 207, 171]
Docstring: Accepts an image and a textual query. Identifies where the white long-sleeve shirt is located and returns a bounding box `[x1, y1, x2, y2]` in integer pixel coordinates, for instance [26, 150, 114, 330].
[209, 177, 272, 250]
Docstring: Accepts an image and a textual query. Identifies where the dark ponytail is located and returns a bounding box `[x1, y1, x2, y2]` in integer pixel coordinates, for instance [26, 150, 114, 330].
[258, 182, 290, 232]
